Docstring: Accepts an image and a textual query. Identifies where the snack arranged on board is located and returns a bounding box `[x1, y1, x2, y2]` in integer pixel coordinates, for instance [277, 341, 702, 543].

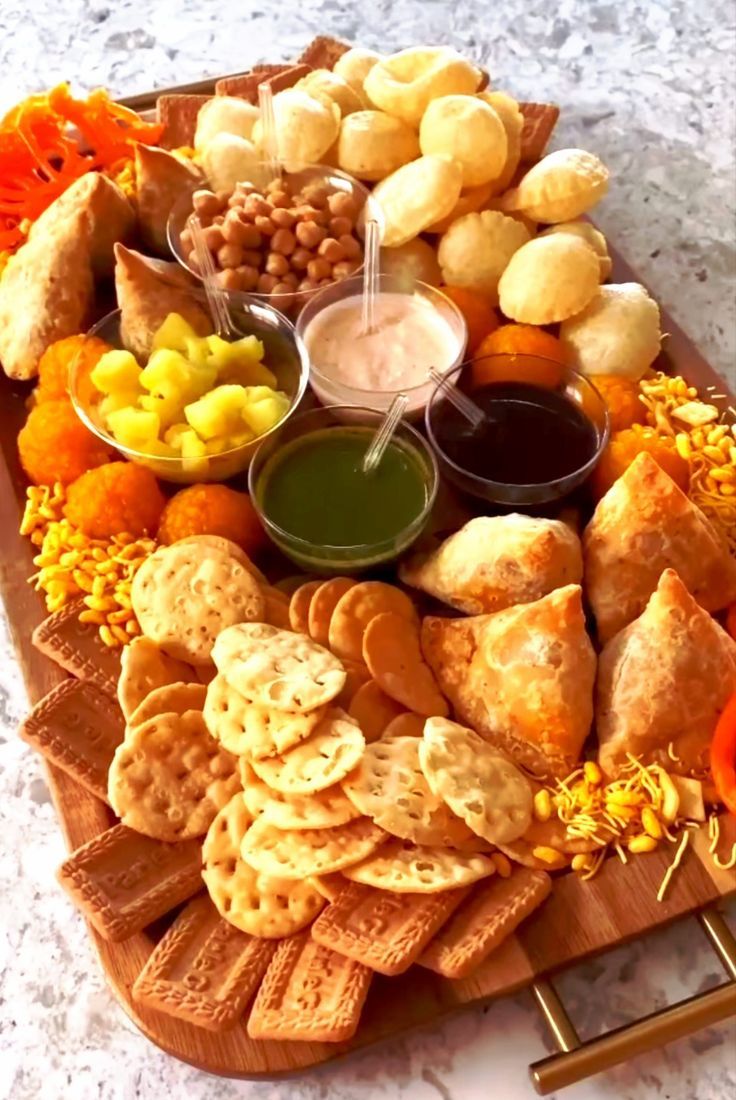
[5, 31, 736, 1061]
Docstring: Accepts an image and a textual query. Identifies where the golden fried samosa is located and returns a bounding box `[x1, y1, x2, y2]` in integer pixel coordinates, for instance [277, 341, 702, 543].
[584, 451, 736, 643]
[135, 144, 202, 255]
[400, 514, 583, 614]
[114, 244, 211, 358]
[420, 584, 596, 778]
[597, 569, 736, 777]
[31, 172, 134, 275]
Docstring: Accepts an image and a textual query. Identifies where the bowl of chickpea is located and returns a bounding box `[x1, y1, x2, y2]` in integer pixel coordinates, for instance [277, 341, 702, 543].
[167, 164, 374, 317]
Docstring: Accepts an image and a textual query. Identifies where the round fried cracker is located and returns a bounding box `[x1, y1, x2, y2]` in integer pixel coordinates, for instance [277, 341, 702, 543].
[212, 623, 346, 713]
[274, 574, 315, 597]
[328, 580, 418, 662]
[496, 837, 572, 871]
[203, 793, 324, 937]
[343, 837, 495, 893]
[419, 718, 533, 844]
[308, 577, 357, 646]
[362, 612, 448, 717]
[289, 580, 322, 633]
[249, 708, 365, 794]
[204, 673, 324, 758]
[308, 872, 347, 901]
[337, 659, 372, 709]
[128, 681, 207, 729]
[262, 585, 291, 630]
[131, 543, 265, 665]
[238, 758, 272, 816]
[240, 815, 385, 879]
[348, 679, 407, 742]
[262, 784, 362, 831]
[118, 636, 195, 721]
[342, 735, 476, 846]
[383, 713, 426, 738]
[108, 710, 240, 841]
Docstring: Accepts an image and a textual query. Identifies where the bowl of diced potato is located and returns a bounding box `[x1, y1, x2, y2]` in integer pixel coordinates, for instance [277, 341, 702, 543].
[70, 297, 309, 484]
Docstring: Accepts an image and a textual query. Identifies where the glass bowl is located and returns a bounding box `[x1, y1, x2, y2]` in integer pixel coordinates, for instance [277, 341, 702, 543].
[70, 297, 308, 485]
[167, 164, 373, 319]
[425, 355, 610, 507]
[297, 274, 468, 418]
[248, 405, 439, 573]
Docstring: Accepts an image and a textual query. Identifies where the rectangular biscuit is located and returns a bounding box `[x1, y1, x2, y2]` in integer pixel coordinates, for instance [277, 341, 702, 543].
[247, 930, 372, 1042]
[32, 600, 120, 696]
[297, 35, 351, 70]
[156, 94, 211, 148]
[132, 895, 276, 1030]
[20, 679, 125, 802]
[215, 64, 310, 102]
[311, 881, 471, 976]
[57, 824, 203, 941]
[418, 867, 552, 979]
[519, 102, 560, 163]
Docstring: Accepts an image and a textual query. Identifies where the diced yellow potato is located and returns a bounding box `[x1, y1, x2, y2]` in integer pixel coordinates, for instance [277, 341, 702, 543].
[98, 391, 143, 422]
[151, 313, 201, 353]
[241, 392, 290, 436]
[139, 392, 185, 429]
[140, 439, 179, 458]
[107, 407, 161, 451]
[204, 428, 255, 455]
[217, 357, 278, 388]
[163, 423, 192, 452]
[90, 350, 142, 395]
[180, 430, 208, 459]
[184, 384, 250, 440]
[206, 334, 268, 380]
[141, 349, 216, 405]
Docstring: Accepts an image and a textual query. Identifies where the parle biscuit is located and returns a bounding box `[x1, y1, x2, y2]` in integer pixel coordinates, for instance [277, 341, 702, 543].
[118, 636, 195, 721]
[311, 880, 471, 976]
[288, 579, 322, 634]
[297, 35, 351, 70]
[328, 580, 418, 662]
[240, 816, 386, 879]
[32, 599, 120, 695]
[518, 101, 561, 164]
[249, 708, 365, 795]
[309, 872, 347, 901]
[362, 612, 448, 717]
[132, 894, 276, 1030]
[348, 679, 407, 743]
[127, 681, 207, 730]
[215, 64, 311, 102]
[308, 577, 356, 646]
[203, 793, 324, 938]
[212, 623, 346, 713]
[204, 673, 324, 759]
[247, 930, 372, 1043]
[343, 837, 495, 894]
[131, 543, 265, 665]
[156, 94, 211, 149]
[418, 867, 552, 979]
[57, 823, 202, 941]
[20, 679, 125, 802]
[108, 710, 240, 842]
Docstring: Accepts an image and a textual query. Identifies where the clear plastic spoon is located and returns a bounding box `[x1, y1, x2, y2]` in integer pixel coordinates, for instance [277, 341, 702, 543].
[428, 367, 485, 430]
[360, 218, 381, 336]
[188, 213, 240, 338]
[362, 392, 409, 474]
[258, 83, 280, 187]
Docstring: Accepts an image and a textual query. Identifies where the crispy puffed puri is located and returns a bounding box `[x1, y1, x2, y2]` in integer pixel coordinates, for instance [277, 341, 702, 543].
[342, 735, 477, 847]
[203, 673, 326, 758]
[364, 46, 482, 126]
[362, 612, 448, 717]
[437, 209, 530, 302]
[559, 283, 662, 379]
[370, 155, 464, 248]
[108, 710, 240, 841]
[343, 837, 495, 893]
[131, 542, 265, 665]
[202, 792, 324, 937]
[498, 234, 600, 324]
[213, 623, 346, 713]
[328, 579, 418, 662]
[240, 815, 386, 879]
[499, 147, 609, 223]
[419, 718, 533, 844]
[249, 708, 365, 794]
[117, 635, 195, 721]
[539, 221, 612, 281]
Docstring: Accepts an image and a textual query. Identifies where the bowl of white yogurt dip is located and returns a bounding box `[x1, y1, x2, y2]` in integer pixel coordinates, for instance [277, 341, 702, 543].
[297, 274, 467, 416]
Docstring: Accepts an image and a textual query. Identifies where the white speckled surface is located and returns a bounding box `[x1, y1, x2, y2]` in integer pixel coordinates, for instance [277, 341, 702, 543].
[1, 2, 735, 1099]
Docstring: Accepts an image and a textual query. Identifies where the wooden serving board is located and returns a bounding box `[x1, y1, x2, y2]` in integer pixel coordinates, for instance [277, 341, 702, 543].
[1, 221, 735, 1075]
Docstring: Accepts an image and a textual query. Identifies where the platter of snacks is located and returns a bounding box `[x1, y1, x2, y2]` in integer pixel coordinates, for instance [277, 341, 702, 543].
[2, 33, 736, 1094]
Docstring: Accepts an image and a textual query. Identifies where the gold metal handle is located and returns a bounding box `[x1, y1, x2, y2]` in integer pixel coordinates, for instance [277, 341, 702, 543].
[529, 907, 736, 1095]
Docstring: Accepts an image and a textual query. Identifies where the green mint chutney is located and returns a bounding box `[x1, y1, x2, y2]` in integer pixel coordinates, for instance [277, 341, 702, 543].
[259, 426, 429, 548]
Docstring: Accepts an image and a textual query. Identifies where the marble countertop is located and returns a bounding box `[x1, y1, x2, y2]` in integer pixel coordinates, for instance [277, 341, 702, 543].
[1, 2, 735, 1099]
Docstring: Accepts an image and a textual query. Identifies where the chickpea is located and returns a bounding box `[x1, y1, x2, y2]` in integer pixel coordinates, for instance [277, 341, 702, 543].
[217, 242, 243, 269]
[236, 264, 260, 291]
[329, 216, 353, 238]
[281, 271, 299, 290]
[242, 248, 263, 267]
[186, 250, 201, 273]
[216, 268, 241, 290]
[318, 237, 346, 264]
[295, 220, 326, 249]
[222, 212, 251, 245]
[227, 192, 246, 208]
[307, 257, 333, 281]
[333, 258, 362, 279]
[179, 227, 192, 251]
[271, 283, 295, 309]
[202, 225, 225, 252]
[212, 214, 225, 226]
[258, 272, 279, 294]
[271, 207, 297, 229]
[318, 277, 333, 287]
[269, 190, 291, 209]
[338, 234, 362, 259]
[215, 189, 233, 208]
[271, 228, 297, 256]
[328, 191, 359, 219]
[294, 204, 321, 223]
[266, 178, 290, 195]
[243, 195, 272, 219]
[266, 251, 290, 277]
[298, 277, 320, 293]
[303, 182, 330, 208]
[240, 224, 263, 249]
[192, 189, 222, 218]
[291, 247, 314, 271]
[254, 215, 276, 237]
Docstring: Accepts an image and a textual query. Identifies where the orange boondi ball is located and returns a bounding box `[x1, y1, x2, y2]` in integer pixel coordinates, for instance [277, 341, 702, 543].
[64, 462, 166, 538]
[592, 425, 690, 501]
[18, 399, 113, 486]
[157, 483, 266, 555]
[471, 324, 569, 390]
[439, 285, 499, 354]
[590, 375, 647, 433]
[36, 335, 112, 406]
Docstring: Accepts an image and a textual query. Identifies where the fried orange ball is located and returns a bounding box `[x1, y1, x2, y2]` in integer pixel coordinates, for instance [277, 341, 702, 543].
[157, 483, 266, 555]
[590, 374, 647, 433]
[592, 425, 690, 501]
[64, 462, 167, 538]
[471, 324, 569, 390]
[18, 399, 113, 486]
[439, 285, 499, 355]
[36, 335, 112, 406]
